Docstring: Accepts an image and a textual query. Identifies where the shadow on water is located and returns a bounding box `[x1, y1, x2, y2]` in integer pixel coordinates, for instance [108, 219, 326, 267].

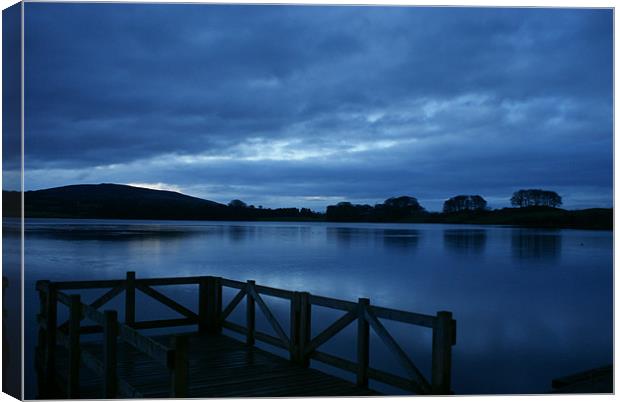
[326, 227, 369, 246]
[25, 225, 207, 242]
[379, 229, 420, 251]
[443, 229, 486, 255]
[326, 227, 420, 252]
[511, 229, 562, 261]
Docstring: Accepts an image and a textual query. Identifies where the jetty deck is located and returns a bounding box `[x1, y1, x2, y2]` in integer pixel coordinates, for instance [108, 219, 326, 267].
[35, 273, 456, 399]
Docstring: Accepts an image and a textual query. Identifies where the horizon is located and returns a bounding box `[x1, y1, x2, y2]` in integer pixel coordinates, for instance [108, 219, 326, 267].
[4, 4, 613, 212]
[16, 182, 612, 214]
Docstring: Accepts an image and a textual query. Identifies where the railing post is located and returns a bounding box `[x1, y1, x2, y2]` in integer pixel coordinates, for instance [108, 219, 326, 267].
[246, 280, 255, 346]
[68, 294, 81, 398]
[432, 311, 455, 395]
[290, 292, 312, 366]
[198, 276, 208, 333]
[298, 292, 311, 367]
[356, 298, 370, 388]
[125, 271, 136, 326]
[170, 335, 189, 398]
[103, 310, 118, 398]
[44, 282, 57, 393]
[36, 281, 48, 396]
[290, 292, 301, 362]
[207, 277, 222, 334]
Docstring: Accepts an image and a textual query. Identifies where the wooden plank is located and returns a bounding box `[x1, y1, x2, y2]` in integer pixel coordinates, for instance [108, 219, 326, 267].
[309, 294, 356, 312]
[363, 306, 430, 394]
[125, 271, 136, 326]
[223, 320, 288, 349]
[117, 322, 170, 364]
[170, 335, 188, 397]
[356, 298, 369, 387]
[220, 288, 246, 321]
[206, 277, 223, 333]
[368, 367, 415, 393]
[246, 281, 256, 346]
[368, 305, 436, 328]
[136, 283, 198, 320]
[305, 310, 356, 355]
[220, 277, 245, 289]
[431, 311, 454, 394]
[198, 277, 208, 332]
[91, 284, 125, 309]
[103, 310, 118, 398]
[56, 291, 72, 306]
[79, 325, 103, 334]
[311, 350, 358, 373]
[53, 279, 123, 290]
[138, 276, 201, 286]
[68, 294, 81, 398]
[132, 318, 197, 330]
[44, 284, 57, 393]
[222, 320, 247, 335]
[78, 343, 143, 398]
[82, 303, 106, 326]
[298, 292, 311, 367]
[247, 285, 290, 348]
[255, 284, 294, 300]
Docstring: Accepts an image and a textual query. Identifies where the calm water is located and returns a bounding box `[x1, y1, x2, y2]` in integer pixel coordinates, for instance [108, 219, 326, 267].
[17, 219, 613, 396]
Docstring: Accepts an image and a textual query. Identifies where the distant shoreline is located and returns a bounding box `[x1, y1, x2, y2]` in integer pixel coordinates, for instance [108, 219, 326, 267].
[3, 185, 612, 231]
[9, 210, 612, 231]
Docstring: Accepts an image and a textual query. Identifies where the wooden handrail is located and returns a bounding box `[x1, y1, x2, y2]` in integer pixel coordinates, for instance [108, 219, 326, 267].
[37, 273, 456, 396]
[39, 285, 189, 398]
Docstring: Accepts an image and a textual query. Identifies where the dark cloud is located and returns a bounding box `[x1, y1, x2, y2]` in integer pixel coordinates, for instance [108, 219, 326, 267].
[23, 4, 613, 210]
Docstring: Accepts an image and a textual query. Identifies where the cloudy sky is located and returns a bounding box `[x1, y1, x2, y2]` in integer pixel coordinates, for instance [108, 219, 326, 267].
[20, 4, 612, 211]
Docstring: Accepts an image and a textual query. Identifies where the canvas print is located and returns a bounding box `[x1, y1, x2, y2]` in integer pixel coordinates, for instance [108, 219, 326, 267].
[1, 1, 614, 399]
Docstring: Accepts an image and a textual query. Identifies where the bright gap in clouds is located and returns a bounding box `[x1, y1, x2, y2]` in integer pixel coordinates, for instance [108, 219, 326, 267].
[125, 182, 183, 193]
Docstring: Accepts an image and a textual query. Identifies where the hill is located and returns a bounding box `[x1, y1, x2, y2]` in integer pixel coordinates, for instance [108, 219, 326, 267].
[3, 183, 229, 220]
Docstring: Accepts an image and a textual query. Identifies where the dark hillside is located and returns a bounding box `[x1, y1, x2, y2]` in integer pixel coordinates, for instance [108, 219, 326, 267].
[12, 184, 229, 220]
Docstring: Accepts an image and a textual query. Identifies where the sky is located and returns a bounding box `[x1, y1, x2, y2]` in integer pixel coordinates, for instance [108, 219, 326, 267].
[14, 3, 613, 211]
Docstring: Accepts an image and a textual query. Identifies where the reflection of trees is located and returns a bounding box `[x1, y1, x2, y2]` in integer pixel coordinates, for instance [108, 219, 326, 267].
[511, 230, 562, 261]
[443, 229, 486, 255]
[326, 227, 420, 251]
[227, 225, 256, 243]
[25, 226, 206, 242]
[326, 227, 367, 246]
[380, 229, 420, 251]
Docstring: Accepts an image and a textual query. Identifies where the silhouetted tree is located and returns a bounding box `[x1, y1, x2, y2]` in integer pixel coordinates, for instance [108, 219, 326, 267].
[510, 189, 562, 208]
[326, 202, 374, 220]
[443, 195, 487, 213]
[228, 199, 247, 209]
[375, 196, 425, 220]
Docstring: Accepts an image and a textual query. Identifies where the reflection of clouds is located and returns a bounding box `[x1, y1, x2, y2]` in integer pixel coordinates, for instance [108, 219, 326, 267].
[443, 229, 486, 256]
[511, 229, 562, 262]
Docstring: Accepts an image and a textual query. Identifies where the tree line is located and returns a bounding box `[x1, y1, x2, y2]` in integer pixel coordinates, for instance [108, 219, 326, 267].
[316, 189, 563, 221]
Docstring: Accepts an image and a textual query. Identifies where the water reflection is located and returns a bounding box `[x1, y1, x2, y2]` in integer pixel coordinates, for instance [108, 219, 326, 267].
[380, 229, 420, 251]
[3, 223, 22, 398]
[228, 225, 255, 242]
[511, 229, 562, 261]
[326, 227, 370, 247]
[20, 220, 612, 397]
[25, 225, 206, 242]
[443, 229, 487, 255]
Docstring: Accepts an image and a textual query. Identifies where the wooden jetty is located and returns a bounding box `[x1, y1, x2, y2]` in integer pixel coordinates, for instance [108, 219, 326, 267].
[35, 272, 457, 398]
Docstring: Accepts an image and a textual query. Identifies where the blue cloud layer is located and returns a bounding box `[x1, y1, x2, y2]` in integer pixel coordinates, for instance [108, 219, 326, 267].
[23, 4, 613, 210]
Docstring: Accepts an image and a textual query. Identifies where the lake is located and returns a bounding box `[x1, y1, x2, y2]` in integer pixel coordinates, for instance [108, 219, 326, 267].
[12, 218, 613, 397]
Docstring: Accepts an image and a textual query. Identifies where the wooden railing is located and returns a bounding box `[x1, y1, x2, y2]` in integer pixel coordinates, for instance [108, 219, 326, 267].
[36, 272, 456, 398]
